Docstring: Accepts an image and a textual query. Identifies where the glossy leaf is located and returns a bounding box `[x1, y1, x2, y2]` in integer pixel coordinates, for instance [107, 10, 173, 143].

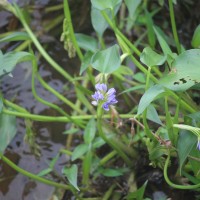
[125, 0, 141, 19]
[0, 32, 30, 43]
[80, 51, 93, 75]
[137, 85, 165, 115]
[191, 24, 200, 48]
[37, 168, 52, 177]
[0, 50, 33, 78]
[91, 44, 121, 73]
[62, 164, 79, 191]
[71, 144, 89, 161]
[91, 7, 109, 37]
[84, 118, 96, 144]
[158, 49, 200, 91]
[145, 10, 156, 48]
[91, 0, 122, 10]
[127, 181, 148, 200]
[0, 112, 17, 153]
[189, 145, 200, 178]
[75, 33, 98, 52]
[98, 167, 127, 177]
[140, 47, 166, 67]
[177, 130, 197, 171]
[147, 104, 163, 125]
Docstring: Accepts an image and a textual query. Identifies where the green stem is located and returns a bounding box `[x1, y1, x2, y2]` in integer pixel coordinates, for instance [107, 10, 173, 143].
[31, 57, 84, 128]
[101, 10, 141, 56]
[164, 151, 200, 189]
[96, 107, 132, 166]
[168, 0, 181, 54]
[63, 0, 83, 61]
[3, 108, 184, 122]
[13, 4, 74, 82]
[0, 154, 71, 190]
[37, 73, 85, 115]
[99, 151, 117, 166]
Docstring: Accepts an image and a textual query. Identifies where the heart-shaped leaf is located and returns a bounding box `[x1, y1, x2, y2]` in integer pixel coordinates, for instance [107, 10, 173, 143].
[91, 44, 121, 73]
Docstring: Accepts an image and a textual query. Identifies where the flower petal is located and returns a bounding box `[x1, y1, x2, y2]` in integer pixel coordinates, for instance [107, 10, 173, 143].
[102, 102, 110, 111]
[95, 83, 107, 92]
[107, 88, 116, 96]
[91, 101, 98, 106]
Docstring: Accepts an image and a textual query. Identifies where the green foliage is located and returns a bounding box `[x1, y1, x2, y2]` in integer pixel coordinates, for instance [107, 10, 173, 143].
[159, 49, 200, 91]
[91, 44, 121, 73]
[0, 32, 30, 42]
[127, 181, 148, 200]
[191, 24, 200, 48]
[75, 33, 98, 52]
[0, 112, 17, 153]
[0, 50, 33, 78]
[62, 164, 79, 191]
[140, 46, 166, 67]
[137, 85, 166, 115]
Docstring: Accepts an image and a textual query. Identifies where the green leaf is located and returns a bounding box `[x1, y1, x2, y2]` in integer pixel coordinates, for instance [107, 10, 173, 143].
[127, 181, 148, 200]
[189, 145, 200, 178]
[84, 118, 96, 144]
[120, 85, 145, 95]
[91, 7, 109, 37]
[177, 130, 197, 171]
[140, 47, 166, 67]
[191, 24, 200, 48]
[92, 137, 106, 148]
[62, 164, 79, 191]
[145, 10, 156, 48]
[0, 112, 17, 153]
[75, 33, 98, 52]
[49, 153, 60, 169]
[37, 168, 52, 177]
[137, 85, 165, 115]
[158, 49, 200, 91]
[82, 150, 93, 185]
[133, 72, 146, 83]
[91, 44, 121, 73]
[80, 51, 93, 75]
[0, 32, 30, 43]
[0, 50, 33, 77]
[71, 144, 89, 161]
[91, 0, 122, 10]
[98, 167, 127, 177]
[91, 1, 121, 36]
[124, 0, 141, 19]
[147, 104, 163, 125]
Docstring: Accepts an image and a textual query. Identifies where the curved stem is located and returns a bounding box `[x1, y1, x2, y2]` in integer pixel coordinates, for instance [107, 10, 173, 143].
[164, 151, 200, 189]
[0, 154, 72, 190]
[13, 4, 74, 82]
[168, 0, 181, 54]
[37, 73, 85, 115]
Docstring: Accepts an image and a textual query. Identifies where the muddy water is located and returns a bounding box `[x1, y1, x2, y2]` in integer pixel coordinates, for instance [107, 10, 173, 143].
[0, 52, 77, 199]
[0, 0, 90, 198]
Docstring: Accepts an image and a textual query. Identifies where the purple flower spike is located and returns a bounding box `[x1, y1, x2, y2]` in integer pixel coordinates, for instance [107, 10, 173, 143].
[95, 83, 107, 92]
[91, 83, 118, 111]
[197, 140, 200, 151]
[102, 102, 110, 111]
[107, 88, 116, 96]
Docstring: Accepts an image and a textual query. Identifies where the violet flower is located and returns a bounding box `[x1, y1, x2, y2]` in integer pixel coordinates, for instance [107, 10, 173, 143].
[91, 83, 118, 111]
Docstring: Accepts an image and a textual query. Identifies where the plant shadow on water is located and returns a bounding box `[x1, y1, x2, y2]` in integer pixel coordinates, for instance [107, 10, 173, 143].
[0, 0, 200, 199]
